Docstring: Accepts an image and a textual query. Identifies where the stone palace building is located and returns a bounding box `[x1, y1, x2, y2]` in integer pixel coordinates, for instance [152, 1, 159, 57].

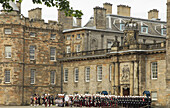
[0, 0, 170, 107]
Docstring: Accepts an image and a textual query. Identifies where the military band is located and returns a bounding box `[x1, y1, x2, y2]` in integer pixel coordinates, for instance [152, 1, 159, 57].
[30, 94, 151, 107]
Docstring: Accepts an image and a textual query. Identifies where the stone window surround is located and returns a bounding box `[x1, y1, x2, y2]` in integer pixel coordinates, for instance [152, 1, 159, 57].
[66, 35, 71, 40]
[151, 62, 158, 79]
[120, 23, 125, 31]
[50, 34, 56, 40]
[107, 39, 114, 49]
[76, 44, 81, 52]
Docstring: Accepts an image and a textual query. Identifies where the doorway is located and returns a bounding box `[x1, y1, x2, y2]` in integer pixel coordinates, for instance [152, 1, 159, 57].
[123, 88, 130, 96]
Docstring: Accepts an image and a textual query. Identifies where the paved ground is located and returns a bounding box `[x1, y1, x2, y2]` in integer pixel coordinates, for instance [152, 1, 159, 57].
[0, 106, 96, 108]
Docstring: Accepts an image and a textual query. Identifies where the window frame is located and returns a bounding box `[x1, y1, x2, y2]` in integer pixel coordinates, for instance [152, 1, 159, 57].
[50, 34, 56, 40]
[74, 68, 79, 82]
[85, 67, 90, 82]
[107, 41, 113, 49]
[109, 65, 112, 82]
[30, 69, 35, 84]
[29, 45, 35, 60]
[141, 26, 148, 33]
[120, 23, 125, 31]
[5, 46, 12, 58]
[76, 44, 81, 52]
[50, 47, 56, 61]
[151, 91, 158, 101]
[161, 28, 166, 35]
[66, 46, 71, 53]
[5, 70, 10, 83]
[64, 68, 68, 82]
[76, 34, 81, 39]
[97, 65, 102, 81]
[50, 70, 55, 84]
[4, 28, 12, 35]
[151, 62, 158, 79]
[30, 32, 36, 37]
[66, 35, 71, 40]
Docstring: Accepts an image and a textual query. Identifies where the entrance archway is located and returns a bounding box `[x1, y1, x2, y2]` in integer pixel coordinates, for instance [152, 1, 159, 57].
[123, 88, 130, 96]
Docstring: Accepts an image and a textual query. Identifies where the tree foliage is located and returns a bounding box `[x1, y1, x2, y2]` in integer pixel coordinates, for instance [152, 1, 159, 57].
[0, 0, 83, 18]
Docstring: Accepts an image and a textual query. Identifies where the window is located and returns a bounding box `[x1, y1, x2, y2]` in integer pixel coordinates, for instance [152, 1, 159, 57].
[5, 70, 10, 83]
[50, 71, 55, 84]
[120, 24, 125, 31]
[30, 69, 35, 84]
[141, 26, 148, 33]
[50, 47, 56, 61]
[66, 46, 71, 53]
[85, 67, 90, 82]
[97, 66, 102, 81]
[76, 34, 81, 39]
[5, 46, 11, 58]
[30, 32, 36, 37]
[151, 62, 158, 79]
[67, 35, 71, 40]
[76, 45, 80, 52]
[84, 92, 89, 94]
[5, 28, 12, 35]
[30, 45, 35, 60]
[107, 41, 113, 49]
[64, 69, 68, 82]
[151, 91, 157, 101]
[75, 68, 79, 82]
[51, 34, 56, 39]
[161, 28, 166, 35]
[109, 65, 112, 81]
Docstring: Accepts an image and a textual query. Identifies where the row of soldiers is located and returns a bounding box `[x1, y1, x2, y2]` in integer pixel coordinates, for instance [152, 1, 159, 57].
[30, 94, 151, 107]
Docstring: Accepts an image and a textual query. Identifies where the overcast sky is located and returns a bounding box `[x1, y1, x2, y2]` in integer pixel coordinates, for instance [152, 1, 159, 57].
[7, 0, 168, 26]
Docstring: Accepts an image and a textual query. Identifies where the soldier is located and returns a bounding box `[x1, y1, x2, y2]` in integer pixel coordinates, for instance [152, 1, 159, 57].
[41, 94, 45, 106]
[30, 95, 34, 106]
[51, 95, 54, 106]
[33, 94, 37, 106]
[44, 94, 48, 107]
[37, 94, 40, 106]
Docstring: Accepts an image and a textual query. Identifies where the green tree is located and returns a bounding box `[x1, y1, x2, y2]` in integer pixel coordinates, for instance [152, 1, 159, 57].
[0, 0, 83, 18]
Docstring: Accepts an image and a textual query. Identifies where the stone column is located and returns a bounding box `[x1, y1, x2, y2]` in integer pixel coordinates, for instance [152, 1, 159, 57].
[134, 61, 139, 96]
[130, 61, 134, 96]
[111, 63, 115, 94]
[115, 62, 120, 95]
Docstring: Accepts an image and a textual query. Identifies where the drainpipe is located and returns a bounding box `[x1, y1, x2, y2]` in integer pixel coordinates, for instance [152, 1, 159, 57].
[22, 26, 25, 105]
[61, 63, 63, 93]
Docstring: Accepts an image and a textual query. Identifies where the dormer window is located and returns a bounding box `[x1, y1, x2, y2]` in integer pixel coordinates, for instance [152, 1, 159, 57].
[120, 24, 125, 31]
[161, 28, 166, 35]
[141, 26, 148, 33]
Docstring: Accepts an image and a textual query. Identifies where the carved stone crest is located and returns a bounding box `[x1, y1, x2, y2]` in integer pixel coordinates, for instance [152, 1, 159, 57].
[121, 65, 130, 82]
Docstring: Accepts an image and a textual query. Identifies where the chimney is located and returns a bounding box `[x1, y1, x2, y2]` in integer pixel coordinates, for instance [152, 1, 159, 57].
[76, 18, 82, 27]
[94, 6, 106, 29]
[148, 9, 159, 20]
[28, 8, 42, 19]
[16, 1, 21, 14]
[117, 5, 131, 17]
[103, 3, 112, 14]
[58, 9, 73, 29]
